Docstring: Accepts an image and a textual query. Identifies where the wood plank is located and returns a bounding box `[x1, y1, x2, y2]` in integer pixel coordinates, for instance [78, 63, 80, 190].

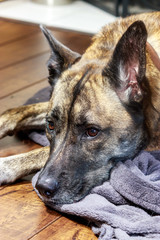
[0, 33, 91, 99]
[0, 19, 92, 53]
[0, 20, 38, 45]
[30, 216, 97, 240]
[0, 20, 91, 99]
[0, 52, 49, 99]
[0, 135, 42, 157]
[0, 32, 50, 69]
[0, 181, 61, 240]
[49, 29, 92, 54]
[0, 29, 92, 69]
[0, 79, 49, 115]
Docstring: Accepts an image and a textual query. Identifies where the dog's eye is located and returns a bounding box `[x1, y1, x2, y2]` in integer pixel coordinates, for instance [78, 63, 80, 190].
[48, 121, 55, 131]
[86, 128, 99, 138]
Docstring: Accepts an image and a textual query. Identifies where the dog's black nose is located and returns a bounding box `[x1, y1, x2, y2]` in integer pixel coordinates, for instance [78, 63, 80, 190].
[35, 177, 58, 198]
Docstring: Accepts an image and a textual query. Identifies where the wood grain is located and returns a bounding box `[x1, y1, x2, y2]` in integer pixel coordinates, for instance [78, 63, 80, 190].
[0, 32, 50, 69]
[0, 53, 49, 98]
[0, 182, 61, 240]
[31, 216, 97, 240]
[0, 80, 49, 114]
[0, 20, 38, 45]
[0, 135, 42, 157]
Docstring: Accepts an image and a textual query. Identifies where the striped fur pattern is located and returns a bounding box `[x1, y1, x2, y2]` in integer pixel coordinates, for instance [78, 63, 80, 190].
[1, 12, 160, 205]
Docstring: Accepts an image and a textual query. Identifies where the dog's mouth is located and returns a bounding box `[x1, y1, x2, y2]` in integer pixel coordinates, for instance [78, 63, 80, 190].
[41, 193, 88, 209]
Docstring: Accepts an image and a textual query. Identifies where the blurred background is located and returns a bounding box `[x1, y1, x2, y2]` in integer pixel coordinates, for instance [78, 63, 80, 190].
[0, 0, 157, 34]
[84, 0, 160, 17]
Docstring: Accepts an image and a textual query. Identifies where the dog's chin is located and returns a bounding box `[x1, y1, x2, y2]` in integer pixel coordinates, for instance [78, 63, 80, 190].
[36, 189, 87, 210]
[42, 194, 86, 210]
[32, 171, 88, 208]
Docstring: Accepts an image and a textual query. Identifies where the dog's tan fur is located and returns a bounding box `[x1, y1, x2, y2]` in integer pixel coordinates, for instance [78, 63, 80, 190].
[1, 12, 160, 204]
[83, 12, 160, 144]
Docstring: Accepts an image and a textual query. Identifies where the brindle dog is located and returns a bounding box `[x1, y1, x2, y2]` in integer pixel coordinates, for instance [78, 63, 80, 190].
[1, 12, 160, 205]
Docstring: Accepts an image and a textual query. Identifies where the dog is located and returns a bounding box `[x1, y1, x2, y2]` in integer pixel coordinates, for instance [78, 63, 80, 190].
[1, 12, 160, 206]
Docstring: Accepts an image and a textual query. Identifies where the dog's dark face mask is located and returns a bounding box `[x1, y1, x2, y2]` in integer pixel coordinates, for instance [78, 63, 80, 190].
[35, 21, 149, 206]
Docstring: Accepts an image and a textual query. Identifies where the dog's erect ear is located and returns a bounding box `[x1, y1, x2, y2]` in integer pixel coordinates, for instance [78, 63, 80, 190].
[40, 25, 81, 86]
[104, 21, 147, 105]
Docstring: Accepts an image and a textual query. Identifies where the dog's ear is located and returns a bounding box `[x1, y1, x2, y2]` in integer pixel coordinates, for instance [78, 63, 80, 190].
[104, 21, 147, 106]
[40, 25, 81, 86]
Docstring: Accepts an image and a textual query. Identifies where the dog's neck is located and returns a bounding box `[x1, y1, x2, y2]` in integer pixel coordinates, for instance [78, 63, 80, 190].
[145, 43, 160, 150]
[146, 42, 160, 72]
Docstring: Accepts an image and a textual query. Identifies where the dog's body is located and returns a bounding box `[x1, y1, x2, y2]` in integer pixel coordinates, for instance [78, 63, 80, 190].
[1, 12, 160, 206]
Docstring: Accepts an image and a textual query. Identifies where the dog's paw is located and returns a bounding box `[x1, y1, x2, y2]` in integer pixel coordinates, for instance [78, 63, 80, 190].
[0, 157, 18, 185]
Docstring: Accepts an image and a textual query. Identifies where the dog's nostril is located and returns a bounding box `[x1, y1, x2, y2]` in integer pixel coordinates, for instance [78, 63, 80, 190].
[35, 178, 58, 198]
[44, 190, 52, 197]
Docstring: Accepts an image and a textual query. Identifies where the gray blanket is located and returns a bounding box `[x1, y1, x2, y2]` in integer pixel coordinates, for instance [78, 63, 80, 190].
[26, 88, 160, 239]
[32, 151, 160, 240]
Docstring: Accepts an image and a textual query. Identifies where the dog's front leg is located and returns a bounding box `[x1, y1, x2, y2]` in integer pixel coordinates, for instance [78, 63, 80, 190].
[0, 102, 48, 139]
[0, 146, 49, 185]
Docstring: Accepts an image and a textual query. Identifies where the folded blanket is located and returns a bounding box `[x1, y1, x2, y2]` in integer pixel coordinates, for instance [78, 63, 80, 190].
[26, 87, 160, 239]
[32, 151, 160, 240]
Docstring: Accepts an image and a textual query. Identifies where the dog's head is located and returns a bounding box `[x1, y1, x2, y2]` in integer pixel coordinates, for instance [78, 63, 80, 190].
[35, 21, 149, 206]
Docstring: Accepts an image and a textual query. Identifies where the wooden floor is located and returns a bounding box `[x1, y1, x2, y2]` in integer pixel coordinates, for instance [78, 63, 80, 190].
[0, 19, 97, 240]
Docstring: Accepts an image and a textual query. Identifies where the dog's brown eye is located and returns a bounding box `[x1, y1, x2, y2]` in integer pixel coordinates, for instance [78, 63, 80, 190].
[86, 128, 99, 137]
[48, 121, 54, 131]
